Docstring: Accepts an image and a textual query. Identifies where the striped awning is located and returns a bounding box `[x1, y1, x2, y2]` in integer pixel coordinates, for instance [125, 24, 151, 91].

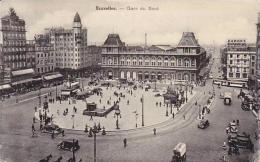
[0, 84, 11, 90]
[12, 78, 34, 85]
[12, 68, 34, 76]
[44, 74, 63, 80]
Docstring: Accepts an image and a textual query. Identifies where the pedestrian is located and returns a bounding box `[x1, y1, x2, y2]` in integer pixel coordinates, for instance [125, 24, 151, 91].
[33, 117, 36, 123]
[159, 102, 161, 107]
[127, 100, 129, 105]
[34, 106, 37, 112]
[153, 128, 156, 135]
[40, 122, 43, 130]
[57, 109, 59, 115]
[172, 112, 175, 119]
[32, 124, 35, 136]
[51, 130, 55, 139]
[62, 130, 65, 136]
[90, 115, 93, 120]
[99, 99, 101, 104]
[123, 138, 127, 148]
[183, 114, 185, 120]
[236, 119, 239, 126]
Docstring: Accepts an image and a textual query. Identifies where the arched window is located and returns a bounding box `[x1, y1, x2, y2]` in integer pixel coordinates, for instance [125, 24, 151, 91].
[138, 57, 143, 66]
[164, 57, 169, 67]
[126, 56, 131, 65]
[120, 57, 125, 65]
[157, 57, 162, 66]
[132, 57, 137, 66]
[184, 58, 190, 67]
[178, 58, 182, 66]
[170, 57, 176, 67]
[191, 59, 195, 67]
[145, 57, 150, 66]
[151, 57, 156, 66]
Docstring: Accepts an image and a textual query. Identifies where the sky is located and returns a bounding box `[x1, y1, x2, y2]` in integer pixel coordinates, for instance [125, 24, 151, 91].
[0, 0, 259, 46]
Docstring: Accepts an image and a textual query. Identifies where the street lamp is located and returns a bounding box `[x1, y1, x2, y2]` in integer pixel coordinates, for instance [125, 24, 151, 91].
[114, 105, 121, 129]
[185, 82, 188, 103]
[135, 111, 138, 128]
[141, 94, 144, 126]
[92, 123, 99, 162]
[38, 88, 41, 107]
[166, 103, 169, 116]
[71, 113, 75, 129]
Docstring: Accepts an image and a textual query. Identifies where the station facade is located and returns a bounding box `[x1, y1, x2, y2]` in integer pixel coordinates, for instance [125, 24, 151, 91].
[101, 32, 207, 82]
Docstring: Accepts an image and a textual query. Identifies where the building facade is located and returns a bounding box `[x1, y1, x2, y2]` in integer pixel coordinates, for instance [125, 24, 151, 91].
[34, 34, 55, 74]
[101, 32, 207, 82]
[0, 8, 30, 83]
[256, 12, 260, 91]
[223, 39, 256, 82]
[44, 12, 88, 78]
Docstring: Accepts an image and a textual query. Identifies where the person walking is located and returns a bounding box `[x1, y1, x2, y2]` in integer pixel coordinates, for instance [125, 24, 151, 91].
[32, 124, 35, 136]
[172, 112, 175, 119]
[123, 138, 127, 148]
[236, 119, 239, 127]
[183, 114, 185, 120]
[153, 128, 156, 135]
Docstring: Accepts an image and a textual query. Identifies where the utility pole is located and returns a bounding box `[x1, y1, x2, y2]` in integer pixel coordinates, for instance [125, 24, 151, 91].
[142, 94, 144, 126]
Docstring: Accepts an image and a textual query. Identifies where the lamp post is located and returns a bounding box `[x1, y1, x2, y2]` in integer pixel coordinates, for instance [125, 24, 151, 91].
[55, 84, 58, 100]
[71, 113, 75, 129]
[114, 106, 121, 129]
[166, 103, 169, 116]
[92, 123, 99, 162]
[185, 82, 188, 103]
[38, 88, 41, 107]
[141, 94, 144, 126]
[135, 111, 138, 128]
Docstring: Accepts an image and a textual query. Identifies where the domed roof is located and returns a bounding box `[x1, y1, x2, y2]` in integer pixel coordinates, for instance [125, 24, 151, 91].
[74, 12, 81, 23]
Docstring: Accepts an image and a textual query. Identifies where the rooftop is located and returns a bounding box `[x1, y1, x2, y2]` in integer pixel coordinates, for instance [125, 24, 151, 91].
[74, 12, 81, 23]
[103, 34, 125, 46]
[177, 32, 200, 47]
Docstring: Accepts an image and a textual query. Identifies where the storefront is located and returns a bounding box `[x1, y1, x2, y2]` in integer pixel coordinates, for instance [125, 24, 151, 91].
[43, 73, 64, 87]
[0, 84, 13, 98]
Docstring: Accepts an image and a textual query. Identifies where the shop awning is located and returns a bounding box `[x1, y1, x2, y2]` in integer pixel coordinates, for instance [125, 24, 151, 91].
[71, 82, 79, 87]
[44, 73, 63, 80]
[12, 68, 35, 76]
[61, 91, 70, 95]
[12, 78, 34, 85]
[0, 84, 11, 90]
[144, 72, 149, 75]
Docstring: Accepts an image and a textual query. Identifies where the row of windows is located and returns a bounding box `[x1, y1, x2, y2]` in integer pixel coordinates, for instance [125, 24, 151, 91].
[56, 58, 82, 62]
[2, 40, 26, 47]
[37, 66, 54, 73]
[1, 47, 26, 52]
[3, 32, 26, 39]
[228, 73, 247, 78]
[1, 25, 25, 31]
[229, 67, 248, 73]
[37, 52, 54, 58]
[37, 59, 54, 65]
[229, 54, 249, 59]
[6, 61, 26, 69]
[229, 60, 249, 66]
[103, 57, 195, 67]
[56, 63, 82, 67]
[4, 54, 26, 61]
[36, 47, 54, 51]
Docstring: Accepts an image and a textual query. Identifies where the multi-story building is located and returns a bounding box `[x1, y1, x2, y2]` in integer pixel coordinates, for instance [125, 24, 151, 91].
[0, 8, 35, 84]
[44, 12, 88, 78]
[26, 40, 36, 69]
[101, 32, 207, 82]
[256, 12, 260, 92]
[34, 34, 55, 74]
[223, 39, 256, 82]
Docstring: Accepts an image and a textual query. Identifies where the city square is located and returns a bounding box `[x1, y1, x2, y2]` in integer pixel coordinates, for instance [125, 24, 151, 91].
[0, 1, 259, 162]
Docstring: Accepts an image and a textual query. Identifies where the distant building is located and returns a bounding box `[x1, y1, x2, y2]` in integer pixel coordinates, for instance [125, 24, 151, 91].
[223, 39, 256, 83]
[101, 32, 207, 82]
[0, 8, 35, 85]
[256, 12, 260, 92]
[44, 12, 88, 78]
[34, 34, 55, 74]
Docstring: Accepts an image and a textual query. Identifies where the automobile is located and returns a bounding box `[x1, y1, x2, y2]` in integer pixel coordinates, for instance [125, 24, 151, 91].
[197, 120, 210, 129]
[171, 143, 186, 162]
[209, 75, 213, 79]
[57, 139, 80, 152]
[228, 133, 254, 152]
[154, 93, 161, 97]
[41, 124, 63, 134]
[100, 82, 110, 87]
[219, 92, 224, 99]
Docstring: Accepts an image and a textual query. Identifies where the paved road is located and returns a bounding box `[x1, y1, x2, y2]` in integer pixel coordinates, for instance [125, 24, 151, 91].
[0, 58, 257, 161]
